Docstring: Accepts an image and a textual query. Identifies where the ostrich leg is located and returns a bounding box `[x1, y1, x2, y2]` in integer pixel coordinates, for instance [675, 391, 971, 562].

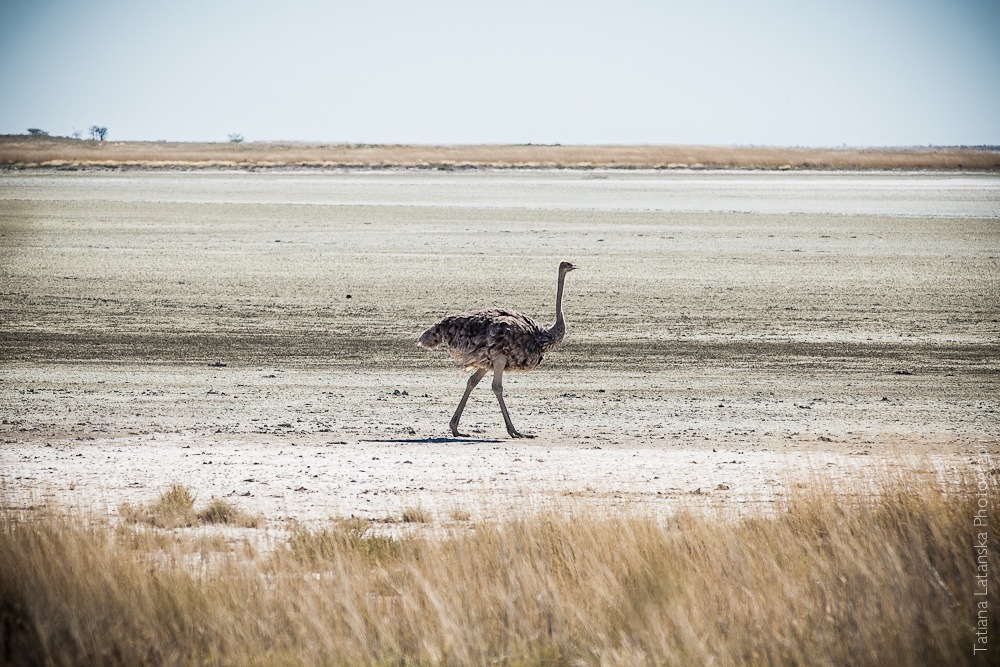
[450, 368, 488, 437]
[492, 356, 534, 439]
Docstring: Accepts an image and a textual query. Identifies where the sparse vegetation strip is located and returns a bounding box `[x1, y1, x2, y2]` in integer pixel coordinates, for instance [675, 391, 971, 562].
[2, 135, 998, 170]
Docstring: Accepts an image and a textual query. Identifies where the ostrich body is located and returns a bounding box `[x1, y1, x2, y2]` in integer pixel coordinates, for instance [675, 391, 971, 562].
[418, 261, 577, 438]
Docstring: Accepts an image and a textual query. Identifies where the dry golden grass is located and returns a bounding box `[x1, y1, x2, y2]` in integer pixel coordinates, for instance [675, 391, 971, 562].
[450, 508, 473, 522]
[2, 467, 998, 666]
[401, 506, 432, 524]
[2, 135, 998, 170]
[118, 483, 262, 529]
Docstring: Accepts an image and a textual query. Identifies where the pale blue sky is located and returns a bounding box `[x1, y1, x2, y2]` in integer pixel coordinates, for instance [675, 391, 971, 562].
[1, 0, 998, 145]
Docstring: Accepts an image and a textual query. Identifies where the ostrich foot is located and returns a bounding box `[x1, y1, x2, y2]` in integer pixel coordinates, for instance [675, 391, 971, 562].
[509, 430, 535, 439]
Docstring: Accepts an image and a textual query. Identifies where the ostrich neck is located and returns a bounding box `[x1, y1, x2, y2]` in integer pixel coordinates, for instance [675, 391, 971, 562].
[548, 271, 567, 340]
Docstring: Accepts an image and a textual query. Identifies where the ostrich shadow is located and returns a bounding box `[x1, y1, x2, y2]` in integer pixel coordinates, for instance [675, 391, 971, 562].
[361, 437, 505, 444]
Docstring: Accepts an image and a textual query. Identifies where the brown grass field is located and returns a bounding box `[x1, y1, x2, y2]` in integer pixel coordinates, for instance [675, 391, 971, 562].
[2, 134, 999, 170]
[2, 464, 998, 666]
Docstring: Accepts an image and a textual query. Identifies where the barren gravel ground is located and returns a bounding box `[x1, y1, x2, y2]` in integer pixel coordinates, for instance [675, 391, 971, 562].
[1, 170, 998, 523]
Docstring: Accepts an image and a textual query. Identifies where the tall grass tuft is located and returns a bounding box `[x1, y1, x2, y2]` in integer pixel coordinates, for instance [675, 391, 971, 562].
[118, 484, 261, 529]
[287, 517, 403, 566]
[2, 468, 997, 665]
[118, 483, 198, 528]
[401, 506, 431, 524]
[196, 498, 263, 528]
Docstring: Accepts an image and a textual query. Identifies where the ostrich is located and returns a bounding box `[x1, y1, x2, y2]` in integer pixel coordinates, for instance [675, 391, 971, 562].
[417, 261, 578, 438]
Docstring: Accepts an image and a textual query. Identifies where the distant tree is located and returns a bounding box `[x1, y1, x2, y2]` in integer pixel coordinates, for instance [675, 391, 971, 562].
[71, 130, 82, 140]
[26, 128, 48, 136]
[89, 126, 108, 141]
[228, 133, 244, 143]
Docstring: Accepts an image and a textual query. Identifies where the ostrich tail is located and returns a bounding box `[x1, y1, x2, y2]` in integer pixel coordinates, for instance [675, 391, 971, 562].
[417, 323, 445, 350]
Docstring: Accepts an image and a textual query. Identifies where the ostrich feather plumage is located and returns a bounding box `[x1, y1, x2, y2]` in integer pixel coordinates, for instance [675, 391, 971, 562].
[417, 261, 577, 438]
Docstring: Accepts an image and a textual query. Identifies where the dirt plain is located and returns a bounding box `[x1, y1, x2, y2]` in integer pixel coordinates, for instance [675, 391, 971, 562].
[1, 169, 998, 525]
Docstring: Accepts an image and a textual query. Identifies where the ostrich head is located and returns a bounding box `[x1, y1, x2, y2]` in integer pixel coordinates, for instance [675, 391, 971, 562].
[559, 261, 578, 274]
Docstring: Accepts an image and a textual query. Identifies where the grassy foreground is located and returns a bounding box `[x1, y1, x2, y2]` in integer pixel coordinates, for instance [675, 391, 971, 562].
[2, 470, 998, 666]
[2, 135, 999, 170]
